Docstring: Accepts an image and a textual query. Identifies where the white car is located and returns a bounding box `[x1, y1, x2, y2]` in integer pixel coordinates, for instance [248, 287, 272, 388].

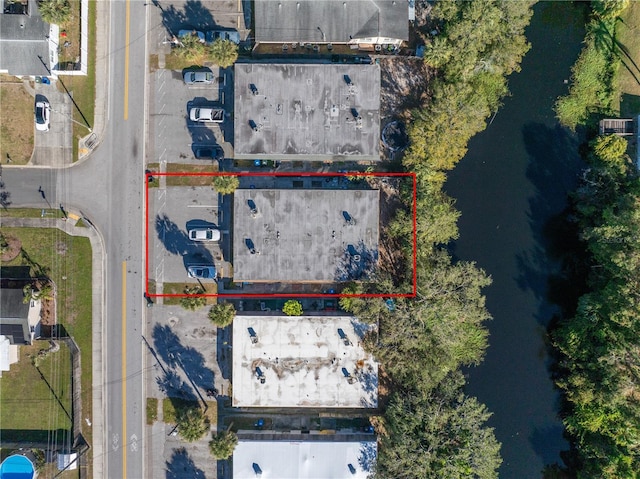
[189, 107, 225, 123]
[188, 228, 220, 242]
[35, 101, 50, 131]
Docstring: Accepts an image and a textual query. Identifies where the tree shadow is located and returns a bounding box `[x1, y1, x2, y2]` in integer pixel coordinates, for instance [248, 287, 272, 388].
[358, 441, 377, 473]
[152, 324, 216, 394]
[165, 447, 206, 479]
[334, 241, 378, 282]
[156, 214, 191, 256]
[160, 0, 216, 36]
[155, 213, 215, 270]
[515, 122, 586, 327]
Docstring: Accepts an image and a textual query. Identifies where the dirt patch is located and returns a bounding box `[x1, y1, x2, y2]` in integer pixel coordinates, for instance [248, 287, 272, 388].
[0, 232, 22, 262]
[368, 177, 412, 285]
[0, 82, 34, 165]
[380, 57, 433, 119]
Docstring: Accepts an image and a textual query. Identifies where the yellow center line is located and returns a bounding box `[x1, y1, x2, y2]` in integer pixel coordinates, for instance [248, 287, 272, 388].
[124, 0, 131, 120]
[122, 261, 127, 478]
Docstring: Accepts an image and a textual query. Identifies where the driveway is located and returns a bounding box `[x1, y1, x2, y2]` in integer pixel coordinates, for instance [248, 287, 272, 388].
[31, 82, 73, 167]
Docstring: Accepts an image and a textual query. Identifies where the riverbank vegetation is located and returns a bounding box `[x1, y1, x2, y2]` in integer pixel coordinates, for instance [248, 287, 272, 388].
[554, 132, 640, 478]
[343, 2, 536, 477]
[551, 2, 640, 477]
[555, 0, 629, 130]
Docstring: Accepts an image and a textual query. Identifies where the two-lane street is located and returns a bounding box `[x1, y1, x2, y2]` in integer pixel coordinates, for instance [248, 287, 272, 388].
[2, 1, 149, 477]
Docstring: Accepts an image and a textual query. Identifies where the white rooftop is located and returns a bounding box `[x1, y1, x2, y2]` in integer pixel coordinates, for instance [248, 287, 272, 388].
[233, 440, 376, 479]
[232, 315, 378, 408]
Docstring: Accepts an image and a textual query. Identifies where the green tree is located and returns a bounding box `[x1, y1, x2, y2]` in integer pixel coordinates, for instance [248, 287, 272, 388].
[208, 302, 235, 327]
[38, 0, 72, 25]
[282, 300, 303, 316]
[22, 282, 54, 303]
[208, 39, 238, 68]
[176, 406, 208, 442]
[175, 32, 207, 64]
[590, 134, 629, 174]
[209, 430, 238, 459]
[212, 176, 239, 194]
[378, 374, 502, 479]
[180, 286, 206, 311]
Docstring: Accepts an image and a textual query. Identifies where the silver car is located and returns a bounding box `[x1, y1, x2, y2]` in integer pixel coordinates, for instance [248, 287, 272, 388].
[188, 265, 217, 280]
[189, 107, 225, 123]
[183, 69, 214, 85]
[188, 227, 221, 242]
[35, 101, 50, 131]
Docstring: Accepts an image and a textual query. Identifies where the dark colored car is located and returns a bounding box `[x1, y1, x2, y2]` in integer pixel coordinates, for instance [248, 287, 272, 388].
[194, 146, 224, 160]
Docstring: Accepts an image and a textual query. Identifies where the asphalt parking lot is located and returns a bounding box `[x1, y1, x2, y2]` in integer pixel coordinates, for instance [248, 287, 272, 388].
[151, 67, 233, 164]
[145, 304, 228, 479]
[149, 186, 227, 284]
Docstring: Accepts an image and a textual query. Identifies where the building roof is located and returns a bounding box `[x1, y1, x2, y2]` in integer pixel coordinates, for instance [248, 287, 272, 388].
[234, 63, 381, 161]
[255, 0, 408, 44]
[0, 1, 51, 76]
[0, 288, 30, 344]
[233, 188, 379, 283]
[232, 315, 378, 408]
[233, 440, 377, 479]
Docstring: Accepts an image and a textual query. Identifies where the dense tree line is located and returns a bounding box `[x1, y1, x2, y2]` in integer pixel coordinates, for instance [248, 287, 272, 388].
[343, 2, 536, 477]
[553, 133, 640, 478]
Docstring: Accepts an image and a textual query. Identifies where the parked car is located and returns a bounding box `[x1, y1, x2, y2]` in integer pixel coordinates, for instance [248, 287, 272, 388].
[178, 29, 205, 43]
[35, 100, 50, 131]
[189, 107, 225, 123]
[205, 29, 241, 45]
[194, 146, 224, 160]
[183, 68, 214, 85]
[187, 265, 217, 279]
[188, 227, 220, 242]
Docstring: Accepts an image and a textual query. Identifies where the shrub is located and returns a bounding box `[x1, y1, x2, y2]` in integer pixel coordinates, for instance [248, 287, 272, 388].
[212, 176, 239, 194]
[208, 302, 236, 327]
[209, 430, 238, 459]
[282, 300, 303, 316]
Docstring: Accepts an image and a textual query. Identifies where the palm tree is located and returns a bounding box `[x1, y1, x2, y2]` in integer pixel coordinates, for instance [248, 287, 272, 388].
[176, 407, 208, 442]
[38, 0, 72, 25]
[175, 32, 207, 64]
[22, 282, 54, 304]
[208, 39, 239, 68]
[208, 302, 236, 328]
[180, 286, 206, 311]
[209, 430, 238, 459]
[212, 176, 239, 195]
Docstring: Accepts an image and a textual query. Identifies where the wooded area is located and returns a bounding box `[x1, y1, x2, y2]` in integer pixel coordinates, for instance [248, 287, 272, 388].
[344, 2, 536, 477]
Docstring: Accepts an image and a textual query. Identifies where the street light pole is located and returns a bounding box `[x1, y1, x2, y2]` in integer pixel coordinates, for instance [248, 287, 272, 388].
[317, 26, 326, 42]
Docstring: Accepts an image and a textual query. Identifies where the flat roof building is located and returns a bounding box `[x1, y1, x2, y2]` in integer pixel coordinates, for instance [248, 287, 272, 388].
[254, 0, 408, 46]
[233, 440, 377, 479]
[233, 189, 379, 283]
[234, 63, 381, 161]
[232, 315, 378, 408]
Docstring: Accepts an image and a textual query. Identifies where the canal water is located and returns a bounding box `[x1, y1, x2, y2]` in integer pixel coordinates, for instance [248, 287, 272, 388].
[445, 3, 588, 478]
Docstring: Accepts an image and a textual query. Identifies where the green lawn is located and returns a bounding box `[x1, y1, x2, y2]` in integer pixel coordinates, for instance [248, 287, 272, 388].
[0, 227, 93, 447]
[615, 2, 640, 116]
[0, 341, 72, 442]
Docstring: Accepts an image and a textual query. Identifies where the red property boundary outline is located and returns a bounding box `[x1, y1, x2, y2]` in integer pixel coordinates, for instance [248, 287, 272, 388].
[145, 171, 417, 299]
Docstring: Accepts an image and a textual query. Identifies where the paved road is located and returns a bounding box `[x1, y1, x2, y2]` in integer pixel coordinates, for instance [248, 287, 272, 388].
[1, 1, 148, 478]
